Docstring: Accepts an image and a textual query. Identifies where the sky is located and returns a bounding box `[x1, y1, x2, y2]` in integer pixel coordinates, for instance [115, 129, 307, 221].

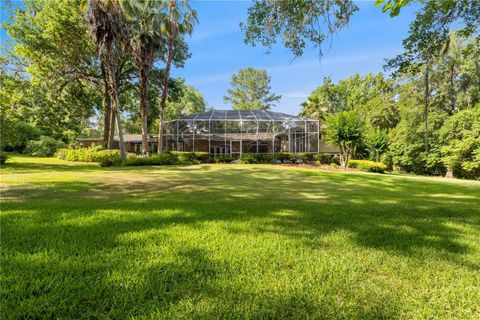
[0, 0, 419, 115]
[169, 0, 419, 114]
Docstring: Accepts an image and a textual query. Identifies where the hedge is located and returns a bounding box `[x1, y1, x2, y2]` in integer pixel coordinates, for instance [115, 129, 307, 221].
[25, 136, 66, 157]
[102, 152, 211, 167]
[240, 153, 273, 164]
[313, 153, 333, 164]
[170, 151, 210, 164]
[57, 147, 122, 162]
[347, 160, 387, 173]
[0, 152, 8, 165]
[211, 155, 234, 163]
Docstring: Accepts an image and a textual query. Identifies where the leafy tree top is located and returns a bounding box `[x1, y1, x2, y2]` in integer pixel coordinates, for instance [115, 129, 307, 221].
[223, 67, 281, 111]
[241, 0, 358, 57]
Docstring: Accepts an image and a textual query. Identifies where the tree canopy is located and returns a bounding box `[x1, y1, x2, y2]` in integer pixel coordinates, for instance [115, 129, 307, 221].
[224, 68, 281, 111]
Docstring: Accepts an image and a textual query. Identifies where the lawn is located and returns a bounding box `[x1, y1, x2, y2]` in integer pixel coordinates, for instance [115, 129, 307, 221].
[1, 156, 479, 319]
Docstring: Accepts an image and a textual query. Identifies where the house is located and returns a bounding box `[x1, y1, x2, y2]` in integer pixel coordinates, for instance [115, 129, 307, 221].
[79, 110, 339, 156]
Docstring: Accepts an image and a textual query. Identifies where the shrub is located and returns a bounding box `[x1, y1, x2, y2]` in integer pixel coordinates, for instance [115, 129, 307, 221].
[240, 153, 273, 164]
[0, 152, 8, 165]
[212, 155, 234, 163]
[99, 156, 123, 167]
[194, 152, 210, 163]
[313, 153, 333, 164]
[170, 151, 210, 164]
[331, 156, 341, 165]
[295, 152, 314, 162]
[1, 119, 41, 152]
[25, 136, 66, 157]
[170, 151, 198, 164]
[122, 153, 178, 166]
[57, 147, 121, 162]
[347, 160, 387, 173]
[273, 152, 294, 162]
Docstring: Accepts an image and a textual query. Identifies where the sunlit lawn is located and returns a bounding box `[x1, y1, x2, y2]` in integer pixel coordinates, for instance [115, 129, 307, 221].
[1, 156, 479, 319]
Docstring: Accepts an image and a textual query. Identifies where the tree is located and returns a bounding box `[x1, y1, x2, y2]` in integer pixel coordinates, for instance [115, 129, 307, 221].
[241, 0, 358, 57]
[223, 68, 281, 111]
[122, 0, 166, 156]
[158, 0, 196, 154]
[299, 95, 328, 123]
[439, 106, 480, 179]
[365, 129, 389, 162]
[165, 85, 206, 120]
[2, 0, 104, 142]
[325, 111, 364, 167]
[84, 0, 128, 159]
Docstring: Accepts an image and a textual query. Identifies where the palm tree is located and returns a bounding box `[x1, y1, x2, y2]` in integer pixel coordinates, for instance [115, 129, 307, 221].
[122, 0, 166, 156]
[84, 0, 127, 158]
[300, 95, 329, 123]
[158, 0, 196, 154]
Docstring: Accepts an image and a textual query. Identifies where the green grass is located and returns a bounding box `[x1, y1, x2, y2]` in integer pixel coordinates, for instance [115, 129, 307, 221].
[1, 156, 480, 319]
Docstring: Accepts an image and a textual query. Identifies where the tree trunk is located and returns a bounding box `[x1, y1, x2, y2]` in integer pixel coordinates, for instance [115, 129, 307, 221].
[140, 66, 150, 156]
[108, 107, 115, 149]
[424, 62, 430, 153]
[158, 38, 175, 154]
[101, 63, 111, 148]
[106, 63, 126, 159]
[112, 92, 126, 159]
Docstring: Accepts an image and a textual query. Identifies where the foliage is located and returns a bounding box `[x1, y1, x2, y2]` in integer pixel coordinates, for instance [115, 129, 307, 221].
[384, 0, 480, 74]
[193, 152, 210, 163]
[299, 95, 328, 123]
[57, 147, 121, 162]
[99, 155, 124, 167]
[325, 111, 364, 167]
[239, 153, 273, 164]
[2, 0, 102, 138]
[365, 129, 389, 162]
[165, 85, 206, 120]
[241, 0, 358, 57]
[224, 68, 281, 110]
[294, 152, 314, 162]
[0, 119, 41, 152]
[439, 106, 480, 179]
[0, 152, 8, 165]
[25, 136, 66, 157]
[273, 152, 295, 163]
[347, 159, 387, 173]
[122, 154, 178, 166]
[313, 153, 333, 165]
[211, 155, 234, 163]
[300, 73, 397, 129]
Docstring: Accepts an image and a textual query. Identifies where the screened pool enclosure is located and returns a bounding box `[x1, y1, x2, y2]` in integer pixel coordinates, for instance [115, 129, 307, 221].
[162, 110, 320, 157]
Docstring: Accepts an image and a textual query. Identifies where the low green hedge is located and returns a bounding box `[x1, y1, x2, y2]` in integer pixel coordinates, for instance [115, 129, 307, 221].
[121, 153, 178, 167]
[169, 151, 210, 164]
[294, 152, 315, 162]
[212, 155, 234, 163]
[347, 160, 387, 173]
[102, 152, 211, 167]
[313, 153, 333, 164]
[240, 153, 273, 164]
[57, 147, 122, 162]
[0, 152, 8, 165]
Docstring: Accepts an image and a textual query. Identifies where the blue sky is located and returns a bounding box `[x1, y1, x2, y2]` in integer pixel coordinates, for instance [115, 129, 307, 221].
[170, 0, 419, 114]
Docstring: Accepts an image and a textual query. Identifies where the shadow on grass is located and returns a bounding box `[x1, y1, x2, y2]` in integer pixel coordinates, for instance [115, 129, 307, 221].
[2, 164, 479, 318]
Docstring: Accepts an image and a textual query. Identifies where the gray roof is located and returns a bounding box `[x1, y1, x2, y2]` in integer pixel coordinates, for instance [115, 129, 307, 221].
[177, 109, 311, 121]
